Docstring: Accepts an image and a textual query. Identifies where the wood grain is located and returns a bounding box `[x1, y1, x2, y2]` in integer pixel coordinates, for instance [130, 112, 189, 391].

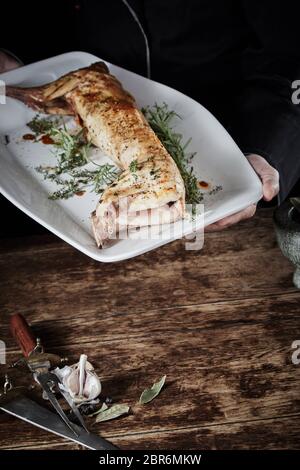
[0, 208, 300, 450]
[1, 415, 300, 450]
[0, 211, 296, 323]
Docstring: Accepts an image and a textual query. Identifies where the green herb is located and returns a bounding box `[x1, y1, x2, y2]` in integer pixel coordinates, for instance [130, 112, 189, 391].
[139, 375, 166, 405]
[28, 114, 91, 173]
[49, 127, 90, 173]
[30, 114, 120, 200]
[27, 114, 61, 136]
[129, 159, 138, 173]
[208, 184, 223, 196]
[36, 163, 119, 200]
[142, 103, 203, 207]
[95, 404, 130, 423]
[72, 165, 119, 193]
[129, 159, 139, 181]
[87, 402, 108, 417]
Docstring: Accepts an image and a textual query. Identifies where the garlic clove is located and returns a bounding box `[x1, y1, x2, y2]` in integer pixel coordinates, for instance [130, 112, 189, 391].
[53, 354, 101, 405]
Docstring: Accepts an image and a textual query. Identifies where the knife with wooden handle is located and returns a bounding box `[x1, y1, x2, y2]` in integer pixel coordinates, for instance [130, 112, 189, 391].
[10, 313, 37, 357]
[9, 313, 85, 436]
[1, 313, 118, 450]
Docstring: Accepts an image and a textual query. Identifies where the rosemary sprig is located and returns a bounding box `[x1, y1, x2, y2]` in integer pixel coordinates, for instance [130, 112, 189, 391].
[27, 114, 61, 136]
[49, 127, 90, 173]
[36, 164, 119, 200]
[71, 165, 119, 194]
[30, 115, 119, 200]
[142, 103, 203, 206]
[28, 115, 91, 174]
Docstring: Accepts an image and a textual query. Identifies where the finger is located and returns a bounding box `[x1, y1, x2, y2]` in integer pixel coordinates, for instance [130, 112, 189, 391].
[216, 204, 257, 227]
[262, 174, 280, 201]
[247, 154, 274, 173]
[205, 204, 256, 232]
[205, 222, 227, 232]
[247, 154, 279, 201]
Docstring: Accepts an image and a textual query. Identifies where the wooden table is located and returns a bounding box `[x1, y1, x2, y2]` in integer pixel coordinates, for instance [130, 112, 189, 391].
[0, 208, 300, 450]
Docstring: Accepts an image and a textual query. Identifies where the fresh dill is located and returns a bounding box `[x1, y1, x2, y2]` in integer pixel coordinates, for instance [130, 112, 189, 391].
[142, 103, 203, 206]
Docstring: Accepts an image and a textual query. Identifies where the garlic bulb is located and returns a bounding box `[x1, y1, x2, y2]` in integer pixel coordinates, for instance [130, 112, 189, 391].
[54, 354, 101, 404]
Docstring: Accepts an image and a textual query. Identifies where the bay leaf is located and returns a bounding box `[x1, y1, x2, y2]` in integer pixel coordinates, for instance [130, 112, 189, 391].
[87, 402, 108, 417]
[95, 404, 130, 423]
[139, 375, 166, 404]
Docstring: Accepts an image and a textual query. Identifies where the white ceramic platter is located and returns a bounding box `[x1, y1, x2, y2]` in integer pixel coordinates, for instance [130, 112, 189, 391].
[0, 52, 262, 262]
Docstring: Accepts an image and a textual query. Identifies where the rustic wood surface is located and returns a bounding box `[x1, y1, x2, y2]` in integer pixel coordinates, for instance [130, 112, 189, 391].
[0, 208, 300, 450]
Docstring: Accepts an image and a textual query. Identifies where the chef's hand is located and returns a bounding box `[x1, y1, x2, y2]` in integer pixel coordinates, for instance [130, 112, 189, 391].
[0, 51, 21, 73]
[205, 154, 279, 232]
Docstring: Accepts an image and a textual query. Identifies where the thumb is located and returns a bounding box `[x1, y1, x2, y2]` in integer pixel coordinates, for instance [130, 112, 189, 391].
[247, 154, 280, 202]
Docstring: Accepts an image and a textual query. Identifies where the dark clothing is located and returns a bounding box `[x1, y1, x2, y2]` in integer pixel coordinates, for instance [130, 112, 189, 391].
[78, 0, 300, 203]
[2, 0, 300, 205]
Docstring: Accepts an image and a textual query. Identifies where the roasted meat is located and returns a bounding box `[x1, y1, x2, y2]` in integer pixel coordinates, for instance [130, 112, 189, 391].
[7, 62, 185, 246]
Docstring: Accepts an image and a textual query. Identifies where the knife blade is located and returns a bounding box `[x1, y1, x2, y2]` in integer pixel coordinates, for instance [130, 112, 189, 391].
[0, 395, 118, 450]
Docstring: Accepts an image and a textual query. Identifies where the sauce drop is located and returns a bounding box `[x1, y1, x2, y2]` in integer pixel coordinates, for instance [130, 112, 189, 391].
[22, 133, 35, 141]
[198, 180, 209, 189]
[40, 134, 55, 145]
[75, 191, 86, 197]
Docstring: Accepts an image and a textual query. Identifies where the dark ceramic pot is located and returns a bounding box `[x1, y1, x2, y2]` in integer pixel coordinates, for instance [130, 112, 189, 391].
[273, 200, 300, 288]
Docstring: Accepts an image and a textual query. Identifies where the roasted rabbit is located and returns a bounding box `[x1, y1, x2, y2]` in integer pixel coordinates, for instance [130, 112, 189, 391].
[7, 62, 185, 246]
